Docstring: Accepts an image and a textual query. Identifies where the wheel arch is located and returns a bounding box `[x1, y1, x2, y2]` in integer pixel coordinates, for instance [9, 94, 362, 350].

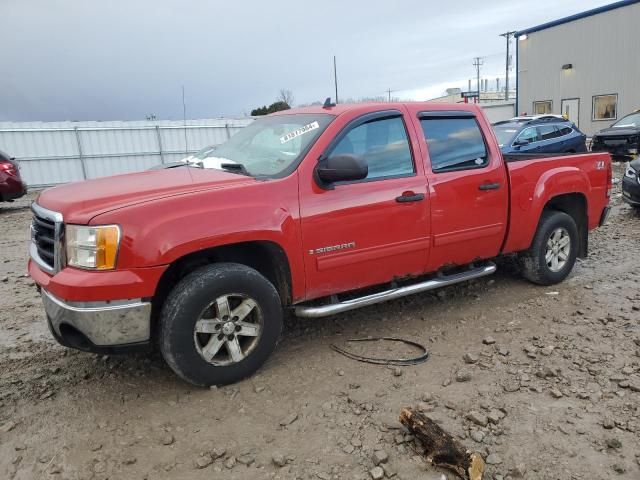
[151, 241, 293, 338]
[541, 192, 588, 258]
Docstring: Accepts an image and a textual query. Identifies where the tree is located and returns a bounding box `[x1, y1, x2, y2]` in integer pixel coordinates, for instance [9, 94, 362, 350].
[250, 106, 269, 116]
[277, 89, 295, 107]
[250, 100, 291, 116]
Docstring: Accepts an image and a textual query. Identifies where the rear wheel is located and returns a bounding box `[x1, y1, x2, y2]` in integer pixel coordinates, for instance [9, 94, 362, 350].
[159, 263, 282, 386]
[519, 210, 579, 285]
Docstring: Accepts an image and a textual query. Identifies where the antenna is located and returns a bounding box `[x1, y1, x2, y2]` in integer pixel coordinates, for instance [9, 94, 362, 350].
[323, 97, 336, 109]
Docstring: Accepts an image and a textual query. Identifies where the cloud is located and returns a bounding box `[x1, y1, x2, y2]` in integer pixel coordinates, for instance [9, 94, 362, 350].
[1, 0, 611, 121]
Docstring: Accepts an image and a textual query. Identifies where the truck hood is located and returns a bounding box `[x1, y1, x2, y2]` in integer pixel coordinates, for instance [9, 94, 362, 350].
[36, 167, 256, 224]
[594, 126, 640, 137]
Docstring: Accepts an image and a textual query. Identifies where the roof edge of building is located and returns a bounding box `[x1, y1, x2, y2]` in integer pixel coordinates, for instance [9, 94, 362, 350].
[514, 0, 640, 37]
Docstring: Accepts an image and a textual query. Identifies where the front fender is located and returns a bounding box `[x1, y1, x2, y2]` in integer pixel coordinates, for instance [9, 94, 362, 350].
[91, 177, 305, 299]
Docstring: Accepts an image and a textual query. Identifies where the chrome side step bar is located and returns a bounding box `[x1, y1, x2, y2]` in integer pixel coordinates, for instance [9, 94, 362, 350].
[294, 262, 497, 318]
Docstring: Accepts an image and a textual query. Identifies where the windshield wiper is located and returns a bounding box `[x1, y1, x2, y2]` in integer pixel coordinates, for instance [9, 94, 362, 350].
[220, 163, 251, 176]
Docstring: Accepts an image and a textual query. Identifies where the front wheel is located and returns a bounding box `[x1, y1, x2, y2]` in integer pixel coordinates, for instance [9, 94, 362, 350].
[159, 263, 282, 386]
[519, 210, 579, 285]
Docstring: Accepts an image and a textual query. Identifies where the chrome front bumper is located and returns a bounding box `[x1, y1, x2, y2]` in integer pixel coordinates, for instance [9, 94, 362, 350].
[42, 289, 151, 347]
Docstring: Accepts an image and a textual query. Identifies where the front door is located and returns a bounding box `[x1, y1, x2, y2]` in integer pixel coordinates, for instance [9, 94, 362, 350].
[561, 98, 580, 127]
[513, 126, 541, 152]
[407, 107, 509, 271]
[299, 111, 430, 300]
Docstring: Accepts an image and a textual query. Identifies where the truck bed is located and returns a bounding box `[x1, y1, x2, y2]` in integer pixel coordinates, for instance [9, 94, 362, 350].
[501, 151, 611, 255]
[503, 152, 582, 163]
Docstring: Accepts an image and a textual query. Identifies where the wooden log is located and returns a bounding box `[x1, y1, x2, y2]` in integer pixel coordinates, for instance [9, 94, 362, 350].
[399, 407, 484, 480]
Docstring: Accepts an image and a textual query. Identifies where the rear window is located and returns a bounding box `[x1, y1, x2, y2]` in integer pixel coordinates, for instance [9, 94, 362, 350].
[421, 117, 488, 173]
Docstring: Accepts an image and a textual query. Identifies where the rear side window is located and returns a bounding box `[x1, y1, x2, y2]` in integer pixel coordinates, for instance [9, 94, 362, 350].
[330, 116, 414, 181]
[538, 125, 561, 140]
[420, 117, 488, 173]
[558, 125, 573, 136]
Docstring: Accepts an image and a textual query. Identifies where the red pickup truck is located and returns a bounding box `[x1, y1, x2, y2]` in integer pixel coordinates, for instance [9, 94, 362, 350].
[29, 102, 612, 386]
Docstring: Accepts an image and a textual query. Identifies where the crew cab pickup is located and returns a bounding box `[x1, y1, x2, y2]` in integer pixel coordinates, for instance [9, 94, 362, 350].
[28, 102, 612, 386]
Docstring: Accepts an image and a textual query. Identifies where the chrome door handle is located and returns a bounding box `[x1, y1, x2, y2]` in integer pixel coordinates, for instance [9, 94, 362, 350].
[396, 193, 425, 203]
[478, 182, 501, 191]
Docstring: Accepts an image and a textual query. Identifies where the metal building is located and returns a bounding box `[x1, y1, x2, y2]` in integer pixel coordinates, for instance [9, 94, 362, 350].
[515, 0, 640, 136]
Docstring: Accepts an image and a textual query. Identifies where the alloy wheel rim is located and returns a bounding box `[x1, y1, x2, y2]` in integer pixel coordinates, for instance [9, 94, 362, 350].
[193, 293, 263, 366]
[545, 227, 571, 272]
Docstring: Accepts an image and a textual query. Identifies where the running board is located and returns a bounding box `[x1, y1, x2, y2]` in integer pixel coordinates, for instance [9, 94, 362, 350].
[293, 262, 497, 318]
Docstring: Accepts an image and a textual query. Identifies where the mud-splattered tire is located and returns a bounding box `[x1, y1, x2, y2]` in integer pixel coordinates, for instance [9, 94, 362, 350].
[159, 263, 282, 386]
[519, 210, 579, 286]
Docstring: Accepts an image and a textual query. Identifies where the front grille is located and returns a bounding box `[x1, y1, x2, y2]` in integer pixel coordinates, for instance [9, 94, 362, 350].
[33, 215, 55, 267]
[30, 204, 63, 273]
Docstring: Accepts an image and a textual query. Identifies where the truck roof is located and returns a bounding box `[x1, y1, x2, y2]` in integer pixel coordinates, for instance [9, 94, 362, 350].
[273, 101, 483, 117]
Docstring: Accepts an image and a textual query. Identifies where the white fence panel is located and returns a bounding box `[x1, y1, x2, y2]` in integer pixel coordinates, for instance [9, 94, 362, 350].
[0, 118, 254, 187]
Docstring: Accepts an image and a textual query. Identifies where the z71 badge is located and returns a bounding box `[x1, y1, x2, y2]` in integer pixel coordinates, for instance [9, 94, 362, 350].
[309, 242, 356, 255]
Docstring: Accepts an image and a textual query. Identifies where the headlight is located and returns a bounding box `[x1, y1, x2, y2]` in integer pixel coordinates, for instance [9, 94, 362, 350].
[65, 225, 121, 270]
[625, 162, 637, 179]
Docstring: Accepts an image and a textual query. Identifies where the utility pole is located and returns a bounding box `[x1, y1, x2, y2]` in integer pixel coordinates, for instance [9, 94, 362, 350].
[333, 56, 339, 104]
[473, 57, 483, 103]
[182, 85, 188, 154]
[500, 31, 516, 101]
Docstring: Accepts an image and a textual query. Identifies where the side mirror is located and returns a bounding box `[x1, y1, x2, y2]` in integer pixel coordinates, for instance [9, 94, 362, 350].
[513, 139, 530, 147]
[316, 154, 368, 186]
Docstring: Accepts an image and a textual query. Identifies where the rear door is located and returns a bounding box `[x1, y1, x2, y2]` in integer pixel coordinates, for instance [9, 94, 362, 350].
[406, 107, 508, 271]
[298, 110, 430, 300]
[536, 124, 563, 153]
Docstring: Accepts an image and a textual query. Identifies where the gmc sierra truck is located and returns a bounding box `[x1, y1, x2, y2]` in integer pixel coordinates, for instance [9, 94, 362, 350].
[29, 102, 612, 386]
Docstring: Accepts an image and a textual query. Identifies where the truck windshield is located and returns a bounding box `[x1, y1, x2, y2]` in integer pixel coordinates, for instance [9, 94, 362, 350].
[492, 123, 521, 147]
[192, 114, 334, 178]
[612, 112, 640, 128]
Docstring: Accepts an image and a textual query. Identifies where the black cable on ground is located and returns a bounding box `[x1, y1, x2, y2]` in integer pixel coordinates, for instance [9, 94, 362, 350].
[330, 337, 429, 366]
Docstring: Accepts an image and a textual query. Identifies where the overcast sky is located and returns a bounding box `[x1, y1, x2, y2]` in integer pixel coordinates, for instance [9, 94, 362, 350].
[1, 0, 612, 121]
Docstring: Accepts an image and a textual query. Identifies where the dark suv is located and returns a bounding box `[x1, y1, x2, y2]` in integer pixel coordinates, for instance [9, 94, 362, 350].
[0, 150, 27, 202]
[492, 116, 587, 154]
[622, 158, 640, 208]
[592, 110, 640, 158]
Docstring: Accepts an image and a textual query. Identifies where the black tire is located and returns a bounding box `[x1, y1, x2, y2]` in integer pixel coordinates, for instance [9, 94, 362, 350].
[159, 263, 282, 386]
[519, 210, 579, 286]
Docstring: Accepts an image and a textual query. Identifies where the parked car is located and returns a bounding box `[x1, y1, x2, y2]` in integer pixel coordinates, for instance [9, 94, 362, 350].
[492, 117, 587, 154]
[0, 150, 27, 202]
[29, 102, 611, 386]
[591, 110, 640, 158]
[622, 157, 640, 208]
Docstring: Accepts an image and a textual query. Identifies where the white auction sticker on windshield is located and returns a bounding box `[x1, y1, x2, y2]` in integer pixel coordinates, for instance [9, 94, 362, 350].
[280, 121, 320, 144]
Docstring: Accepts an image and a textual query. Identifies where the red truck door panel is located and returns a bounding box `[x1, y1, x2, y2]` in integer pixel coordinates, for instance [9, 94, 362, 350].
[299, 111, 430, 300]
[407, 107, 508, 271]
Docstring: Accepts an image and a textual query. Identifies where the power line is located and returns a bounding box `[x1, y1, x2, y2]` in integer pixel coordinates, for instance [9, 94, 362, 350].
[386, 88, 399, 102]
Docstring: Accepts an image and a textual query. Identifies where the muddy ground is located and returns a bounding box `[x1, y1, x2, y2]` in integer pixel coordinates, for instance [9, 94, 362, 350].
[1, 163, 639, 480]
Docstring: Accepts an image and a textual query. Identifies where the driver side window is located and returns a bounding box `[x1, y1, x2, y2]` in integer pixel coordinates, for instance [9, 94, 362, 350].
[517, 127, 539, 144]
[329, 117, 415, 181]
